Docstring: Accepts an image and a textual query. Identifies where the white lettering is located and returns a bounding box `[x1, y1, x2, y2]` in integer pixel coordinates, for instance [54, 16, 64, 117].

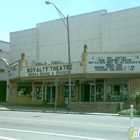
[56, 71, 69, 75]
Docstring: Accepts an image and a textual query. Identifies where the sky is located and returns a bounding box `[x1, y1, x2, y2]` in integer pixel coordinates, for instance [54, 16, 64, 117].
[1, 0, 140, 42]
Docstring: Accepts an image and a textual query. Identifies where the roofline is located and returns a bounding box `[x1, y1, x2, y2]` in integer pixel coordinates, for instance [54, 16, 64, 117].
[10, 27, 37, 34]
[0, 58, 9, 66]
[102, 6, 140, 16]
[37, 9, 107, 25]
[0, 40, 9, 44]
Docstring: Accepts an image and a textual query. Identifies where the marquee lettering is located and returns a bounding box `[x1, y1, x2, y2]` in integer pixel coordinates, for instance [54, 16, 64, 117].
[27, 67, 48, 73]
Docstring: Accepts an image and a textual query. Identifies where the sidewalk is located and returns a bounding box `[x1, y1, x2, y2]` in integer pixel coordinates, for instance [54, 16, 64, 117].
[0, 102, 119, 116]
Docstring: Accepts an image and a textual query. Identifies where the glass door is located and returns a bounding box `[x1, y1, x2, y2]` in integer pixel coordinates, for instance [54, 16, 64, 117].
[96, 84, 104, 101]
[64, 86, 75, 104]
[43, 86, 55, 104]
[43, 86, 47, 103]
[90, 84, 95, 102]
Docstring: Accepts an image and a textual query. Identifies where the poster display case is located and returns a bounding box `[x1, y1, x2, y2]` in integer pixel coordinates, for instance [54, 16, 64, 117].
[33, 86, 42, 100]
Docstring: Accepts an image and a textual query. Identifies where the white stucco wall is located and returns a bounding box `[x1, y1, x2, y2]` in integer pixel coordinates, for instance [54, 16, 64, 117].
[101, 7, 140, 52]
[10, 28, 38, 65]
[37, 10, 107, 63]
[9, 6, 140, 65]
[0, 41, 10, 62]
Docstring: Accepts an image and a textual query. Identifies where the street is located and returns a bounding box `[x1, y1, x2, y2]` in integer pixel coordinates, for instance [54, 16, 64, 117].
[0, 111, 139, 140]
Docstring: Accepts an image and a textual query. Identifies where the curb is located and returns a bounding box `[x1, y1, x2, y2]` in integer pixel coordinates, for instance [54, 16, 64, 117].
[0, 108, 119, 116]
[2, 109, 139, 117]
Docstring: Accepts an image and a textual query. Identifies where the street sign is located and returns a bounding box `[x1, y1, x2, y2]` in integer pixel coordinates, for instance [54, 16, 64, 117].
[55, 78, 59, 86]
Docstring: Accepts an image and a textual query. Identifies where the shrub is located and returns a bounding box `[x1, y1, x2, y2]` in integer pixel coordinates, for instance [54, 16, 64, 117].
[118, 109, 139, 115]
[130, 91, 140, 110]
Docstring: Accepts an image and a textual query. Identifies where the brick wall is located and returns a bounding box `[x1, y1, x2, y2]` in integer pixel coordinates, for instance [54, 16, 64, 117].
[70, 102, 120, 113]
[8, 94, 43, 105]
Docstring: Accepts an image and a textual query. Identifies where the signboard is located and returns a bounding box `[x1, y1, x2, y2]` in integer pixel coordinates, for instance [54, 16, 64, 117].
[20, 62, 84, 77]
[88, 54, 140, 73]
[8, 62, 19, 79]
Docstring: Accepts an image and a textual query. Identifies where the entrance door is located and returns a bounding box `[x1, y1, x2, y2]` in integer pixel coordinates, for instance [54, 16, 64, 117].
[64, 86, 75, 104]
[43, 86, 55, 104]
[0, 81, 6, 102]
[83, 84, 95, 102]
[83, 85, 90, 101]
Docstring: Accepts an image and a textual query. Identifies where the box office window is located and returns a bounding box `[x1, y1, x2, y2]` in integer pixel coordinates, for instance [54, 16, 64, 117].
[18, 82, 32, 96]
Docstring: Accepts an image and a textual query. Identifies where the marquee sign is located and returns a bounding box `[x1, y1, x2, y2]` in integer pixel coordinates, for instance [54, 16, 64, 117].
[20, 62, 83, 77]
[88, 54, 140, 73]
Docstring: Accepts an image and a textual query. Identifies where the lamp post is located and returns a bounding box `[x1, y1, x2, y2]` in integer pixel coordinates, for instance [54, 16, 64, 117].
[45, 1, 71, 110]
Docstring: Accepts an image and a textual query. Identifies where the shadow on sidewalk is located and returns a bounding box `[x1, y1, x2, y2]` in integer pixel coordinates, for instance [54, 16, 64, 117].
[0, 102, 68, 112]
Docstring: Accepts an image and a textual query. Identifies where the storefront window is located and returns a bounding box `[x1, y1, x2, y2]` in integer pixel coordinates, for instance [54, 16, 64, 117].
[105, 84, 128, 101]
[95, 79, 104, 102]
[18, 82, 32, 96]
[96, 84, 104, 101]
[33, 86, 42, 100]
[33, 82, 43, 101]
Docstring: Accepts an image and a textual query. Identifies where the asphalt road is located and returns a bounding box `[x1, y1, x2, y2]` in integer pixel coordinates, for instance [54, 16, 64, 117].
[0, 111, 139, 140]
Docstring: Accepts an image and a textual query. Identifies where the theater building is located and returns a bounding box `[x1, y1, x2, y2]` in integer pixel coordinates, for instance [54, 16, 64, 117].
[8, 51, 140, 113]
[8, 6, 140, 112]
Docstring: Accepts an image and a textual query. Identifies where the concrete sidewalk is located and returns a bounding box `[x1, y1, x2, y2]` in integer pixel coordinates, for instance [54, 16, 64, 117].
[0, 102, 119, 116]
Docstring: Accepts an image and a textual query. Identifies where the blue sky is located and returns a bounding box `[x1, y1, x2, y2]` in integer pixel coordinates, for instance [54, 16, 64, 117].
[1, 0, 140, 42]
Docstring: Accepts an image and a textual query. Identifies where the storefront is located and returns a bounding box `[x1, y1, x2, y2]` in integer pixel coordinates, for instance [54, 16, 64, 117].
[70, 52, 140, 113]
[81, 79, 104, 102]
[105, 78, 129, 102]
[8, 52, 140, 112]
[8, 59, 84, 105]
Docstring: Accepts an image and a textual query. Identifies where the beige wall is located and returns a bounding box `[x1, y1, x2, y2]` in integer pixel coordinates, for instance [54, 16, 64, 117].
[130, 78, 140, 93]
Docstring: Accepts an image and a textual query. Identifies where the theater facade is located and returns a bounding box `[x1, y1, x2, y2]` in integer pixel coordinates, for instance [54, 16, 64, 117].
[8, 6, 140, 112]
[8, 51, 140, 113]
